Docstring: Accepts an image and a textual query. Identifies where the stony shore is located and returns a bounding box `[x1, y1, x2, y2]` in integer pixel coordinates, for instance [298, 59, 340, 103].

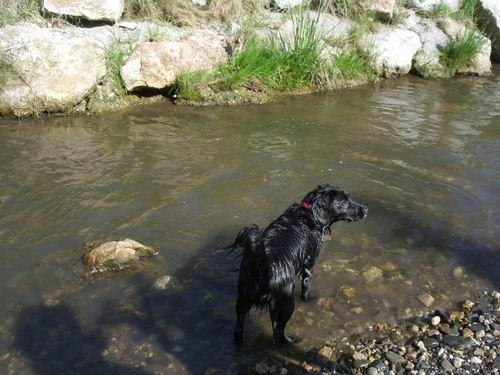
[252, 291, 500, 374]
[0, 0, 499, 118]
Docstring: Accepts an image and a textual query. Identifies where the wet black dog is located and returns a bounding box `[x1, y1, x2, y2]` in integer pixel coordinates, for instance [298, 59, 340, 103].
[226, 184, 367, 344]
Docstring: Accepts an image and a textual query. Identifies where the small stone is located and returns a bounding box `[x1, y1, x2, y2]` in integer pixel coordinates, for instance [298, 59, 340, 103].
[255, 363, 269, 375]
[453, 357, 464, 368]
[318, 346, 333, 361]
[462, 300, 474, 310]
[470, 323, 485, 332]
[462, 328, 474, 338]
[381, 262, 397, 271]
[352, 359, 369, 369]
[431, 316, 441, 326]
[369, 359, 387, 371]
[350, 306, 363, 314]
[473, 349, 484, 357]
[475, 330, 485, 339]
[153, 275, 178, 290]
[367, 367, 378, 375]
[386, 351, 405, 364]
[440, 324, 459, 336]
[362, 266, 384, 283]
[442, 335, 473, 349]
[418, 293, 435, 307]
[452, 266, 465, 279]
[422, 338, 439, 349]
[449, 310, 464, 321]
[441, 359, 455, 372]
[470, 356, 482, 365]
[339, 285, 356, 299]
[353, 352, 367, 361]
[317, 297, 335, 312]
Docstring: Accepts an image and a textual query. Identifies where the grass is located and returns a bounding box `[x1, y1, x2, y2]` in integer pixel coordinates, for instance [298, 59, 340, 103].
[173, 5, 376, 102]
[104, 35, 138, 96]
[424, 0, 479, 25]
[439, 29, 486, 73]
[145, 25, 165, 42]
[0, 0, 40, 26]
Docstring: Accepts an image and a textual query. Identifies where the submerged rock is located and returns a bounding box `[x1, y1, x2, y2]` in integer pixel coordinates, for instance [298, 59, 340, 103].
[83, 239, 157, 273]
[362, 266, 384, 283]
[120, 28, 228, 91]
[408, 0, 460, 11]
[43, 0, 124, 23]
[476, 0, 500, 61]
[0, 23, 111, 117]
[418, 292, 435, 307]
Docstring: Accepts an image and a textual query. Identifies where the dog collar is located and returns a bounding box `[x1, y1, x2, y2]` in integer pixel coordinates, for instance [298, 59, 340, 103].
[300, 201, 311, 209]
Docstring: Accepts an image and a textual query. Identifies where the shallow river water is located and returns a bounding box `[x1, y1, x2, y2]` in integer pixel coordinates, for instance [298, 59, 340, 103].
[0, 70, 499, 374]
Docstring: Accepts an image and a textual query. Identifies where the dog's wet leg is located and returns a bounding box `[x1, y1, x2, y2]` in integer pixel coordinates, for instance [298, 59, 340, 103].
[234, 295, 250, 345]
[301, 268, 313, 302]
[273, 294, 295, 344]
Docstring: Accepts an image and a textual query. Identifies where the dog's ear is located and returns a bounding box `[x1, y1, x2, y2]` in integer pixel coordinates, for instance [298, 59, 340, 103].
[302, 186, 331, 226]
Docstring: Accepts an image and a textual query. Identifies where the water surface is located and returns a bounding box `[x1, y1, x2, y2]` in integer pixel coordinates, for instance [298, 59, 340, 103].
[0, 70, 499, 373]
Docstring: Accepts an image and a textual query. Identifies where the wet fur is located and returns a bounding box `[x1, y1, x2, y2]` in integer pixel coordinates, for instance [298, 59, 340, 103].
[226, 184, 368, 344]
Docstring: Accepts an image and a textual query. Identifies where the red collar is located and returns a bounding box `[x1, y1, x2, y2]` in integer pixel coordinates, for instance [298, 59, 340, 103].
[301, 201, 311, 210]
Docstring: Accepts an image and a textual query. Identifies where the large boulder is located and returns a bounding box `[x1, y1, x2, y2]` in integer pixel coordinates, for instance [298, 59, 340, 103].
[83, 239, 157, 273]
[120, 28, 228, 91]
[403, 12, 450, 77]
[43, 0, 124, 23]
[476, 0, 500, 61]
[361, 28, 421, 77]
[0, 23, 110, 117]
[408, 0, 460, 11]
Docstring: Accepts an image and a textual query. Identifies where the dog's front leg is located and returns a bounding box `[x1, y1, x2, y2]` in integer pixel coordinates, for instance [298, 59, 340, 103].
[301, 268, 313, 301]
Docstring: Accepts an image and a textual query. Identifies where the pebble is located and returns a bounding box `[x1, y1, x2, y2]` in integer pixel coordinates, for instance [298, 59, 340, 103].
[417, 293, 435, 308]
[422, 338, 439, 349]
[318, 346, 333, 361]
[352, 351, 367, 361]
[367, 367, 378, 375]
[440, 324, 459, 336]
[462, 328, 474, 338]
[362, 266, 384, 283]
[386, 351, 405, 364]
[453, 357, 464, 368]
[475, 330, 485, 339]
[470, 356, 482, 365]
[441, 359, 455, 372]
[442, 335, 473, 349]
[431, 316, 441, 326]
[452, 266, 465, 279]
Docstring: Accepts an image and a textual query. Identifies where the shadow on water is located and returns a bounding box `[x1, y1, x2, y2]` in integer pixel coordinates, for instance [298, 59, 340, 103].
[11, 233, 319, 374]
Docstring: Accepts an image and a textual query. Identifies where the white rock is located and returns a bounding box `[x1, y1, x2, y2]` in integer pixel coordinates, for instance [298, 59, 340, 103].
[43, 0, 124, 23]
[477, 0, 500, 61]
[364, 0, 397, 21]
[361, 27, 421, 77]
[273, 0, 304, 9]
[191, 0, 207, 5]
[403, 12, 450, 77]
[0, 23, 112, 117]
[408, 0, 460, 11]
[121, 28, 228, 91]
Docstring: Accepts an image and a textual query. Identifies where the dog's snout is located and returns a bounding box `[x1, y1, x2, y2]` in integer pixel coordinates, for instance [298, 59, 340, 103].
[360, 205, 368, 218]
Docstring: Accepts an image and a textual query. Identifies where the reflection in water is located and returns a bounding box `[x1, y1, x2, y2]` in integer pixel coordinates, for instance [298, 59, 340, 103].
[0, 70, 499, 373]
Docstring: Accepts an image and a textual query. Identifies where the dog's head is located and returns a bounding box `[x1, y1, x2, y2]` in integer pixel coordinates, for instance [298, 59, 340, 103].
[300, 184, 368, 226]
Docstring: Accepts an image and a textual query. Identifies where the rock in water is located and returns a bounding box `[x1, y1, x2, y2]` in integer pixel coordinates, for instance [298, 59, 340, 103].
[362, 266, 384, 283]
[418, 292, 435, 307]
[83, 239, 157, 273]
[43, 0, 124, 22]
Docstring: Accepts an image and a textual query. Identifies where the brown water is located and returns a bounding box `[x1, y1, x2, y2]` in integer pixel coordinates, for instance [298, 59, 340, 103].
[0, 71, 499, 374]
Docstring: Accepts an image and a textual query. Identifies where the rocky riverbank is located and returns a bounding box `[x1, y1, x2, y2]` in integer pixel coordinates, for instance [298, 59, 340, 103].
[251, 291, 500, 374]
[0, 0, 499, 118]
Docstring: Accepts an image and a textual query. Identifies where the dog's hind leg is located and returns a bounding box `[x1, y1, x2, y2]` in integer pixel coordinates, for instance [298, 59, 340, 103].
[301, 268, 313, 302]
[272, 293, 295, 345]
[234, 295, 251, 345]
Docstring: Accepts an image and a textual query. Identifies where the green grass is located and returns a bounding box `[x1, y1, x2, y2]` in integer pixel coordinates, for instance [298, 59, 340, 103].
[0, 0, 40, 26]
[440, 30, 486, 73]
[145, 25, 165, 42]
[104, 35, 138, 96]
[331, 49, 377, 81]
[173, 5, 376, 102]
[424, 0, 479, 25]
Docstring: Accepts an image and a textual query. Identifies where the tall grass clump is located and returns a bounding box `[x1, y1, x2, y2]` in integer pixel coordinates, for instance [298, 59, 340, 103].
[0, 0, 40, 26]
[440, 30, 486, 73]
[331, 49, 376, 81]
[459, 0, 478, 21]
[424, 0, 479, 25]
[104, 35, 138, 96]
[425, 1, 456, 19]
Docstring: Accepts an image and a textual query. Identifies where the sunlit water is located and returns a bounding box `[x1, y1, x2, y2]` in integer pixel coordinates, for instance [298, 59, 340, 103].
[0, 70, 499, 374]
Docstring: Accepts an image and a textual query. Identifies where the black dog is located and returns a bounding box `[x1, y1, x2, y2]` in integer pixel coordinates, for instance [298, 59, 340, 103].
[226, 184, 367, 344]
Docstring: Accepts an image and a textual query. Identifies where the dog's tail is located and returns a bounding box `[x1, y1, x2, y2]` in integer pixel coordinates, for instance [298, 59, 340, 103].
[224, 224, 262, 258]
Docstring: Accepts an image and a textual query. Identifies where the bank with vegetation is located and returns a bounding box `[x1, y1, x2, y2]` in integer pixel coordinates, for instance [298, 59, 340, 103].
[0, 0, 499, 117]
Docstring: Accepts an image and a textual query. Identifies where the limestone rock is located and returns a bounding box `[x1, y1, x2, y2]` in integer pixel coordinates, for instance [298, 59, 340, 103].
[191, 0, 207, 6]
[403, 12, 450, 77]
[43, 0, 124, 23]
[83, 239, 157, 273]
[273, 0, 304, 9]
[476, 0, 500, 61]
[418, 292, 435, 307]
[362, 28, 421, 77]
[0, 23, 111, 117]
[408, 0, 460, 11]
[362, 266, 384, 283]
[121, 28, 228, 91]
[364, 0, 397, 21]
